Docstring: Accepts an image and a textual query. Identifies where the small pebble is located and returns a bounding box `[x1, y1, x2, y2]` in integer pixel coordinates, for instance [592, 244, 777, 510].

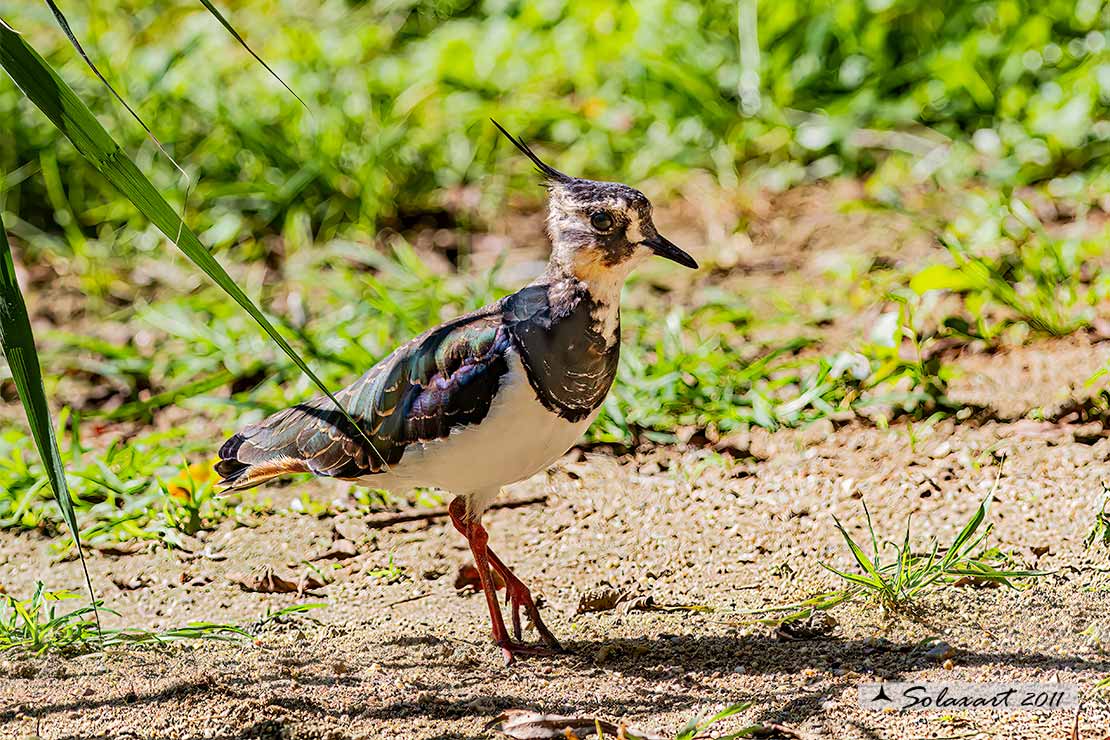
[925, 641, 955, 661]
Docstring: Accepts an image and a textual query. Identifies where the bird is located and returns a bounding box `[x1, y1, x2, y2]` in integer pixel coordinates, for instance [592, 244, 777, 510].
[215, 120, 698, 664]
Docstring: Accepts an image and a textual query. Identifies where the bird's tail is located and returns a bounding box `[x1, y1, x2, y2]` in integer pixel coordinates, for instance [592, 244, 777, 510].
[215, 431, 310, 491]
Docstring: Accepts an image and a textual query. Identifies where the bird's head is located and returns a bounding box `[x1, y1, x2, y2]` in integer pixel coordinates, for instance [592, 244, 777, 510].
[492, 121, 698, 285]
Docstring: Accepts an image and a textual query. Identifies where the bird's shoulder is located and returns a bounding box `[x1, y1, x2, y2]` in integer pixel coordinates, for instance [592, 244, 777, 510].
[502, 278, 621, 421]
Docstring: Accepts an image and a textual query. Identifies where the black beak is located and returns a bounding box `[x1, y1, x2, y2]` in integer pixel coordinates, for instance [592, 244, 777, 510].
[644, 234, 698, 269]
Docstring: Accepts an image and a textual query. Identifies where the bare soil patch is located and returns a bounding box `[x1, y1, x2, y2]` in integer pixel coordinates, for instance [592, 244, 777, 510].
[3, 419, 1110, 739]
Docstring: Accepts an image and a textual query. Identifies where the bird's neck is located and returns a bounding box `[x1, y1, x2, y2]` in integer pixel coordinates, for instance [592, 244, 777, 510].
[542, 259, 626, 345]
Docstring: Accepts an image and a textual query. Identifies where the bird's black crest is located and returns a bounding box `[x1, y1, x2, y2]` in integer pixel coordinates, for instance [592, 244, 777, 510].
[490, 118, 571, 185]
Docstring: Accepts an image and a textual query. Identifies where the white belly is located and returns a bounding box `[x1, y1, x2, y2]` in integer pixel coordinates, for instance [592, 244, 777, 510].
[363, 351, 598, 509]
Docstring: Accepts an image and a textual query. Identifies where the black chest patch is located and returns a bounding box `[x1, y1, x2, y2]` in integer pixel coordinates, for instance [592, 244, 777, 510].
[503, 283, 620, 421]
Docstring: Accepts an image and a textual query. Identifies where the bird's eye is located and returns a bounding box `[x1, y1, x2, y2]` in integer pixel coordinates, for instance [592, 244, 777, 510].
[590, 211, 614, 232]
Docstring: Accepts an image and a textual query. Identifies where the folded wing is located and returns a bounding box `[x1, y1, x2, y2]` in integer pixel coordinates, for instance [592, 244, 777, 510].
[215, 307, 513, 489]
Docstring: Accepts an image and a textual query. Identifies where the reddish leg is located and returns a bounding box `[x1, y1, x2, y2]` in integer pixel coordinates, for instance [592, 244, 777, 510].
[486, 548, 563, 650]
[448, 497, 563, 662]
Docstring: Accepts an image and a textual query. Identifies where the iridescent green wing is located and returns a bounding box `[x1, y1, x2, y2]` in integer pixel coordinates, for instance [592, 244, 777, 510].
[215, 306, 511, 488]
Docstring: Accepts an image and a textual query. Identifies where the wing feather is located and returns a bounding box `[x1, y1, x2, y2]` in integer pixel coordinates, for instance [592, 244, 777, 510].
[215, 307, 511, 489]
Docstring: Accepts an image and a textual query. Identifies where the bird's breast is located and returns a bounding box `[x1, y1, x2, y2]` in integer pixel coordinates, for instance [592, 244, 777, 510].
[384, 351, 598, 495]
[508, 287, 620, 422]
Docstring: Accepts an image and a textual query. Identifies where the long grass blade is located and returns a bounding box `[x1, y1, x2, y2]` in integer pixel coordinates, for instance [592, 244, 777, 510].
[0, 20, 385, 468]
[818, 562, 881, 590]
[940, 494, 990, 569]
[831, 514, 883, 580]
[42, 0, 190, 181]
[195, 0, 308, 110]
[0, 211, 100, 632]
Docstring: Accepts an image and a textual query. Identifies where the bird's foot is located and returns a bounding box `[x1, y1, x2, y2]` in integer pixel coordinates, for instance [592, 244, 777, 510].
[503, 578, 564, 652]
[496, 638, 565, 666]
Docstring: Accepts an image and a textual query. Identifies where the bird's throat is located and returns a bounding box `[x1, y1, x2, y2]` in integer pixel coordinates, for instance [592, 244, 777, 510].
[546, 263, 624, 346]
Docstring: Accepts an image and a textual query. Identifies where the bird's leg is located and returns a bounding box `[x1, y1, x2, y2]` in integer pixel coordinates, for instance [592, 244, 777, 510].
[448, 497, 562, 662]
[447, 497, 560, 648]
[460, 510, 515, 664]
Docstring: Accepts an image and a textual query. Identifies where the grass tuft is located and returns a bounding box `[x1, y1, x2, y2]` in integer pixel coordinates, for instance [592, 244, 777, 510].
[821, 493, 1039, 611]
[0, 582, 251, 657]
[761, 477, 1045, 623]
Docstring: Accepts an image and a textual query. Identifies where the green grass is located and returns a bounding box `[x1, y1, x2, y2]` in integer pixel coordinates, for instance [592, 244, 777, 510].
[1, 1, 1109, 553]
[762, 484, 1044, 623]
[1, 581, 328, 657]
[4, 0, 1107, 250]
[921, 193, 1110, 339]
[822, 493, 1041, 610]
[0, 581, 258, 656]
[0, 425, 269, 547]
[365, 554, 408, 584]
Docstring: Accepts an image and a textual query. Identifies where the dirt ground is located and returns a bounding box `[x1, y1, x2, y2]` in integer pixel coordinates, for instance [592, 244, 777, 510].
[3, 183, 1110, 739]
[4, 413, 1110, 739]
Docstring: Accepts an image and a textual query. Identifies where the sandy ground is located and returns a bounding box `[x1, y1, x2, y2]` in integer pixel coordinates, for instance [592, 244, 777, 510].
[4, 182, 1110, 739]
[3, 410, 1110, 739]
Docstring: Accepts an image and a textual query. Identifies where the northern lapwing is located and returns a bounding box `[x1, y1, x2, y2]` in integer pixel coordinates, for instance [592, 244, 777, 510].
[215, 121, 698, 663]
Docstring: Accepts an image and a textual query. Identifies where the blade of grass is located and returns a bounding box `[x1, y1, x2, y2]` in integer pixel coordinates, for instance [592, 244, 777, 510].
[830, 514, 884, 583]
[42, 0, 196, 230]
[196, 0, 308, 110]
[0, 210, 100, 633]
[0, 20, 386, 468]
[42, 0, 186, 176]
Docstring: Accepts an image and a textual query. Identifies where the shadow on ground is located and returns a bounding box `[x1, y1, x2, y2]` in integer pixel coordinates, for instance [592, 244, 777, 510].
[16, 631, 1105, 740]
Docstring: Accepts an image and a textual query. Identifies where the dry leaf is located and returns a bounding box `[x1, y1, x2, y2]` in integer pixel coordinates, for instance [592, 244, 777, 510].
[576, 584, 632, 614]
[312, 539, 358, 561]
[618, 595, 655, 614]
[232, 565, 325, 594]
[492, 710, 663, 740]
[951, 575, 1001, 589]
[455, 563, 504, 593]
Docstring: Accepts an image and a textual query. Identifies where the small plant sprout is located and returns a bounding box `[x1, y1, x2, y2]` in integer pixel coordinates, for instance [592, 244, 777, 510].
[0, 582, 250, 656]
[366, 554, 408, 584]
[1086, 483, 1110, 549]
[820, 486, 1043, 613]
[252, 603, 328, 635]
[671, 702, 755, 740]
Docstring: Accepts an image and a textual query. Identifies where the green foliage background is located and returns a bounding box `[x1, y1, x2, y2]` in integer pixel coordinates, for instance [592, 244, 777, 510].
[0, 0, 1108, 546]
[3, 0, 1107, 244]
